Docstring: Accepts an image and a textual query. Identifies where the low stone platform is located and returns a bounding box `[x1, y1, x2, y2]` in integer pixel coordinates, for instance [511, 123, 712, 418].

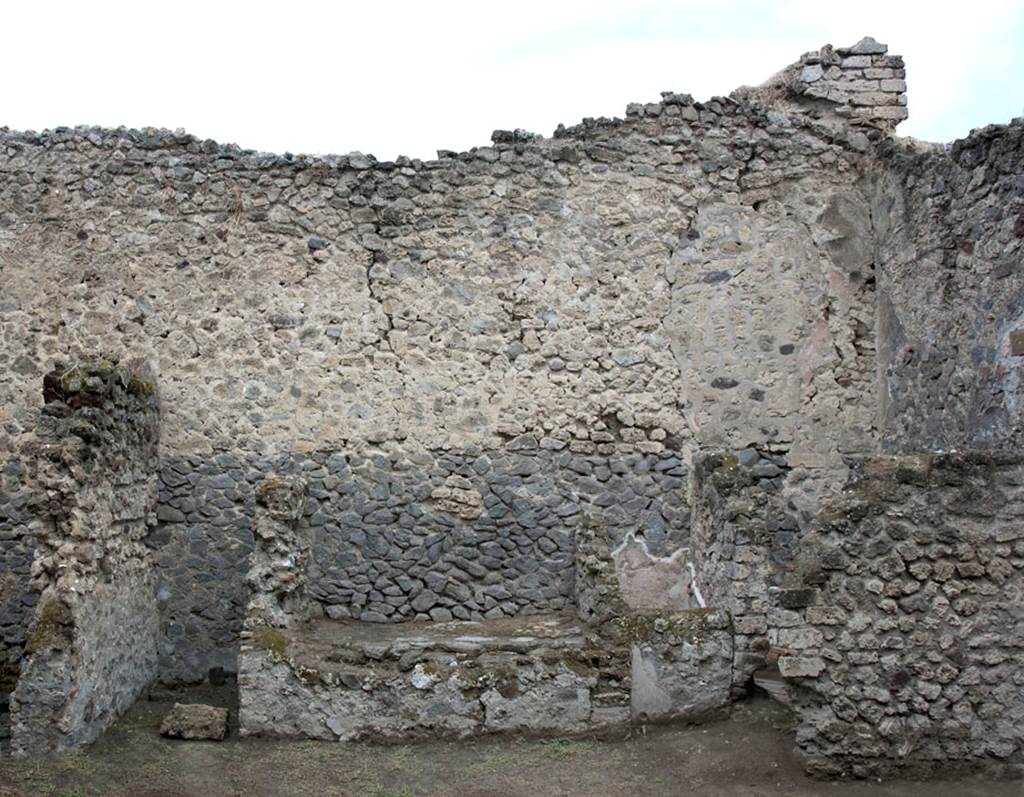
[239, 612, 619, 741]
[239, 606, 735, 742]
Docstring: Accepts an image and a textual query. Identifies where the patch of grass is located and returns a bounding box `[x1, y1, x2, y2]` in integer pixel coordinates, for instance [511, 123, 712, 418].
[366, 786, 416, 797]
[53, 787, 90, 797]
[133, 743, 179, 780]
[57, 749, 100, 777]
[18, 776, 91, 797]
[384, 744, 419, 769]
[537, 737, 595, 757]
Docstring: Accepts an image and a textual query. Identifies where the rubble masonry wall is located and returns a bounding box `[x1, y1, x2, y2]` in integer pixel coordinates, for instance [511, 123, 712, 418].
[8, 361, 160, 755]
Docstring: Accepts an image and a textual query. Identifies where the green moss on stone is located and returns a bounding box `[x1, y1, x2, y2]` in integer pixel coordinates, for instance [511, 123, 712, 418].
[715, 453, 740, 474]
[251, 626, 289, 660]
[613, 607, 721, 646]
[418, 659, 451, 679]
[126, 376, 156, 396]
[295, 663, 323, 687]
[25, 597, 73, 654]
[45, 354, 154, 409]
[562, 653, 599, 679]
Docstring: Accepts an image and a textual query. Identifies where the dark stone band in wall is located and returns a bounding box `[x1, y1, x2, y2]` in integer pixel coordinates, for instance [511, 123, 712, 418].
[152, 444, 690, 683]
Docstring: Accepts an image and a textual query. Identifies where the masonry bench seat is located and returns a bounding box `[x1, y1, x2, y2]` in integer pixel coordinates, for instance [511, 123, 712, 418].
[238, 611, 629, 741]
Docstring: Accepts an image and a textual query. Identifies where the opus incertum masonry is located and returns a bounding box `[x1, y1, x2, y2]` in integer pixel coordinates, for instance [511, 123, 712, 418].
[1, 37, 1022, 779]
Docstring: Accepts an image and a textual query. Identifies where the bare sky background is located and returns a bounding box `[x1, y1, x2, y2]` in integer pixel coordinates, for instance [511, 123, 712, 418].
[3, 1, 1022, 159]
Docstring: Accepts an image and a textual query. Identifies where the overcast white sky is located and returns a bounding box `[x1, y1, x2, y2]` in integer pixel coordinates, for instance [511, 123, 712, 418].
[3, 1, 1022, 159]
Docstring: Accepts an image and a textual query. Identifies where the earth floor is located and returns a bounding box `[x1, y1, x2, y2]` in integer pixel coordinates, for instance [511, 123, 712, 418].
[0, 686, 1019, 797]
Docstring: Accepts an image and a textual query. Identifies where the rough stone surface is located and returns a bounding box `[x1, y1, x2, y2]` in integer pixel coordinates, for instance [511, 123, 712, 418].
[688, 449, 799, 697]
[0, 38, 916, 687]
[238, 614, 600, 740]
[630, 608, 733, 722]
[745, 39, 909, 129]
[238, 502, 721, 740]
[7, 360, 161, 756]
[159, 703, 228, 741]
[0, 460, 31, 746]
[874, 125, 1024, 451]
[0, 36, 1022, 777]
[775, 453, 1024, 778]
[154, 445, 689, 682]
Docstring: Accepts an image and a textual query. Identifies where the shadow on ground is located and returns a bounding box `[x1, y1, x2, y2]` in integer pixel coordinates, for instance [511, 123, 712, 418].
[0, 686, 1019, 797]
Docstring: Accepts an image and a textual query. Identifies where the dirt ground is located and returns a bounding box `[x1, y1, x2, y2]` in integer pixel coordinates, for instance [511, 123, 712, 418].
[0, 688, 1019, 797]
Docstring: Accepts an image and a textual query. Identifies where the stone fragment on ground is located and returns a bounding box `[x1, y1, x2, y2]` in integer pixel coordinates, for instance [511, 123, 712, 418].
[159, 703, 229, 740]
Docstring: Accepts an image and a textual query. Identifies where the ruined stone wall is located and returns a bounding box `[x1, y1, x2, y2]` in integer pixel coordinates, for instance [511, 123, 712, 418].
[0, 103, 879, 462]
[777, 453, 1024, 777]
[875, 122, 1024, 451]
[0, 41, 894, 681]
[0, 460, 32, 745]
[753, 36, 908, 131]
[154, 440, 688, 682]
[687, 448, 804, 696]
[8, 360, 161, 755]
[0, 33, 1021, 769]
[236, 493, 731, 741]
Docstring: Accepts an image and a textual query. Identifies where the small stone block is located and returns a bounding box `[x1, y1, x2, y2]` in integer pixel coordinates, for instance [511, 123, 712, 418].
[800, 64, 824, 83]
[778, 655, 826, 678]
[806, 605, 846, 625]
[735, 447, 761, 467]
[848, 36, 887, 55]
[734, 616, 768, 635]
[777, 588, 818, 609]
[1010, 330, 1024, 356]
[160, 703, 229, 740]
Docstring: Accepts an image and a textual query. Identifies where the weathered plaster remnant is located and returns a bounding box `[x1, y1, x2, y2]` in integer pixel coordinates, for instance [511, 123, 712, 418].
[1, 35, 1022, 777]
[612, 532, 697, 611]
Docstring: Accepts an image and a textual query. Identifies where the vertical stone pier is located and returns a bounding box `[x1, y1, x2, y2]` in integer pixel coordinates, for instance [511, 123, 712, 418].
[9, 359, 160, 755]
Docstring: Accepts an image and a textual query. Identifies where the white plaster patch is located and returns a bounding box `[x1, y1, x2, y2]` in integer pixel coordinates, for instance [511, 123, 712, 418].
[611, 532, 696, 611]
[410, 663, 438, 690]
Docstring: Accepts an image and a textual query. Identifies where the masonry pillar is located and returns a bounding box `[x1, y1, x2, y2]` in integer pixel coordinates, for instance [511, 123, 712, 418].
[9, 358, 160, 755]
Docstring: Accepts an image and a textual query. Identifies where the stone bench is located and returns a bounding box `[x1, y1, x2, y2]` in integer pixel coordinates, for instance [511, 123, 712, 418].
[238, 476, 734, 742]
[239, 606, 733, 741]
[239, 612, 608, 740]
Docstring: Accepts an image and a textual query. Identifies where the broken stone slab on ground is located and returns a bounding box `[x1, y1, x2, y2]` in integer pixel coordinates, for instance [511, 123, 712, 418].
[160, 703, 229, 741]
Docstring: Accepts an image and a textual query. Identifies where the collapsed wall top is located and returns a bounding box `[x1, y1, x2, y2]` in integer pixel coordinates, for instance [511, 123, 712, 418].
[0, 36, 907, 169]
[740, 36, 908, 132]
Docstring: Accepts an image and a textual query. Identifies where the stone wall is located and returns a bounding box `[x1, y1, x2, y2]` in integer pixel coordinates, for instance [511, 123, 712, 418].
[0, 37, 1022, 774]
[752, 37, 908, 131]
[687, 448, 803, 697]
[0, 459, 32, 746]
[0, 39, 903, 681]
[874, 123, 1024, 451]
[153, 441, 689, 682]
[8, 359, 161, 755]
[775, 452, 1024, 777]
[0, 87, 880, 467]
[237, 483, 732, 741]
